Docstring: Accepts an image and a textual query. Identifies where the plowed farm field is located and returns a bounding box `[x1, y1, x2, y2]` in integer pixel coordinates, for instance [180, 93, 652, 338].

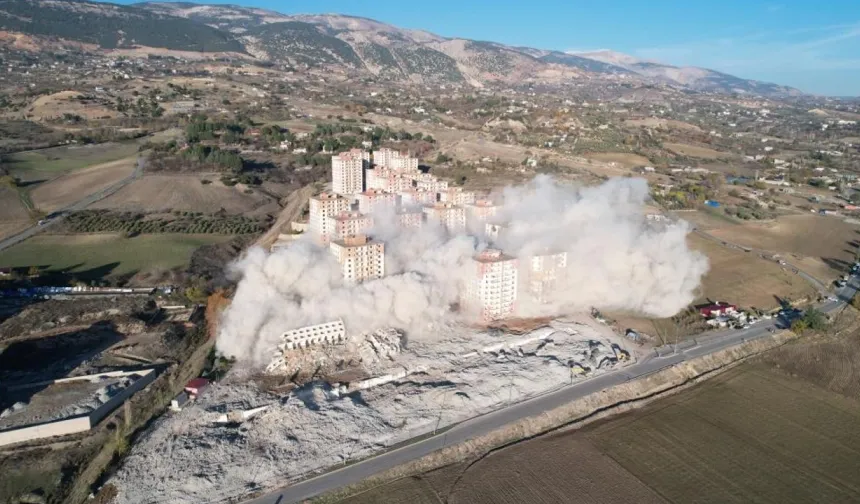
[335, 334, 860, 504]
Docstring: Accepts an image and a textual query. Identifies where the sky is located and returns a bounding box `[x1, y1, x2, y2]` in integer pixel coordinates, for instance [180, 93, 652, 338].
[119, 0, 860, 96]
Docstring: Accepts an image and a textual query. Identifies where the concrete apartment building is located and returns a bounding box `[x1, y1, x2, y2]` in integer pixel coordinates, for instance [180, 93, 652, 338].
[464, 249, 519, 321]
[278, 320, 347, 351]
[332, 149, 369, 196]
[366, 168, 414, 193]
[399, 188, 438, 206]
[465, 200, 500, 227]
[357, 189, 398, 214]
[423, 202, 466, 233]
[527, 251, 568, 303]
[309, 192, 350, 243]
[330, 234, 385, 282]
[439, 187, 477, 206]
[373, 148, 419, 173]
[412, 173, 449, 192]
[396, 207, 425, 228]
[327, 211, 374, 240]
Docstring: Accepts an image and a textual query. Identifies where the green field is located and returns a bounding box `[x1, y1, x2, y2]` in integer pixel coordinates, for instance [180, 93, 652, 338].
[4, 142, 141, 178]
[0, 233, 231, 279]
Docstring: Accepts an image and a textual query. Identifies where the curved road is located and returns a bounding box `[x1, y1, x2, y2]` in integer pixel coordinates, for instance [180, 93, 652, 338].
[247, 277, 859, 504]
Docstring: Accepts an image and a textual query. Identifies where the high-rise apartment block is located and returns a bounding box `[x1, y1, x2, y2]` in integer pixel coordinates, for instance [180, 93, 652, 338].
[329, 234, 385, 282]
[423, 203, 466, 233]
[309, 192, 350, 243]
[464, 249, 519, 321]
[366, 168, 414, 193]
[399, 188, 438, 207]
[332, 149, 369, 196]
[412, 173, 448, 192]
[373, 148, 419, 173]
[327, 211, 374, 241]
[439, 187, 476, 206]
[527, 252, 568, 303]
[465, 200, 500, 227]
[357, 189, 398, 214]
[396, 207, 425, 228]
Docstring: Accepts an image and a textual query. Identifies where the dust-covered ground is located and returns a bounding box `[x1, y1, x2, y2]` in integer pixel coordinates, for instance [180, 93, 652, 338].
[108, 316, 637, 504]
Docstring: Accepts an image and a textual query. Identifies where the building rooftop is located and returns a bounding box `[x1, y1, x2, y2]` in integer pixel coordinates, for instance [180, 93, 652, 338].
[333, 234, 381, 247]
[475, 248, 515, 263]
[312, 192, 342, 201]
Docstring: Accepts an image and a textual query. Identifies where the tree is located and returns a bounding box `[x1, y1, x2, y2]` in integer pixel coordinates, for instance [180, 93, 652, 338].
[790, 319, 808, 334]
[800, 307, 828, 332]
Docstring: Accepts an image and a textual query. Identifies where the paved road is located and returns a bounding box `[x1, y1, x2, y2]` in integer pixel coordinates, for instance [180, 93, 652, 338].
[0, 157, 144, 252]
[247, 276, 860, 504]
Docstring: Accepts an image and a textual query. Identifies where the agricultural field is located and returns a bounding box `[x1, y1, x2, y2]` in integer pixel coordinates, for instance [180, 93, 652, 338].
[29, 156, 138, 213]
[690, 233, 816, 310]
[706, 214, 860, 283]
[347, 330, 860, 504]
[623, 118, 703, 132]
[0, 233, 231, 281]
[664, 142, 732, 160]
[90, 174, 280, 214]
[585, 152, 652, 168]
[0, 187, 31, 239]
[27, 90, 118, 121]
[4, 142, 141, 180]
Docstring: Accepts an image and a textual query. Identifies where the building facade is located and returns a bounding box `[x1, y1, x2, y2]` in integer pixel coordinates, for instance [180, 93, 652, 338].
[309, 193, 350, 243]
[412, 173, 448, 192]
[366, 168, 414, 193]
[527, 251, 568, 303]
[399, 188, 438, 206]
[373, 148, 419, 173]
[396, 207, 425, 228]
[439, 188, 477, 206]
[331, 150, 369, 196]
[327, 211, 374, 240]
[357, 189, 398, 214]
[423, 203, 466, 233]
[464, 249, 519, 321]
[465, 200, 500, 227]
[330, 235, 385, 282]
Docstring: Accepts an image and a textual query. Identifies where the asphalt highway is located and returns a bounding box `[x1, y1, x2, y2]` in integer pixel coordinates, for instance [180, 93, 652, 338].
[248, 275, 860, 504]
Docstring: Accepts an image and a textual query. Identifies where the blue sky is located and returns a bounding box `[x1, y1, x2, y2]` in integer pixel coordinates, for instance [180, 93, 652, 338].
[121, 0, 860, 96]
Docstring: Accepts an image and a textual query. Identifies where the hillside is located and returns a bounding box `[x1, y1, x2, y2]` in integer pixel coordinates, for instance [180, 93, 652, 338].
[0, 0, 244, 52]
[0, 0, 803, 96]
[576, 50, 802, 97]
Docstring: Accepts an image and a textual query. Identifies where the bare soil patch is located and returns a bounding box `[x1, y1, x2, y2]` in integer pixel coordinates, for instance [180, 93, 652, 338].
[624, 117, 702, 132]
[585, 152, 651, 169]
[690, 233, 816, 310]
[707, 214, 860, 282]
[30, 157, 137, 213]
[90, 174, 274, 214]
[0, 187, 30, 238]
[664, 142, 731, 159]
[29, 90, 117, 121]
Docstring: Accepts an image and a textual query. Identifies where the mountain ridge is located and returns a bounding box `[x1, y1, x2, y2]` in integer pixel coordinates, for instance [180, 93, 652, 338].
[0, 0, 804, 97]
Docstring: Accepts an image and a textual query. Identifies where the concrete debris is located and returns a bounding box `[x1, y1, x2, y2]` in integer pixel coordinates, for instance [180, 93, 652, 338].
[109, 316, 636, 504]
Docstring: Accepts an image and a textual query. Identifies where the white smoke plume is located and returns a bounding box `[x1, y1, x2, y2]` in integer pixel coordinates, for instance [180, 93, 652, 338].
[217, 175, 708, 366]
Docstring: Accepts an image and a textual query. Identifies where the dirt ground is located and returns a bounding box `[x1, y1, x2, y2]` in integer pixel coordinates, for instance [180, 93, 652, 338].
[706, 213, 860, 283]
[664, 142, 732, 159]
[30, 157, 137, 213]
[90, 174, 278, 214]
[623, 118, 702, 132]
[584, 152, 651, 169]
[690, 233, 816, 309]
[28, 90, 117, 121]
